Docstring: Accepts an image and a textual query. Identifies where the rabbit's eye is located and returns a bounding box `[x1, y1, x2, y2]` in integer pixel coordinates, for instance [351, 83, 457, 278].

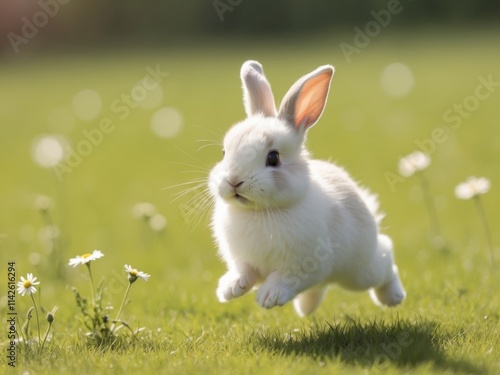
[266, 151, 280, 167]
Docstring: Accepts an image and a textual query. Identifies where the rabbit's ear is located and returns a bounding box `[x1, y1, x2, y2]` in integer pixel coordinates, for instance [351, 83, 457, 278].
[240, 60, 277, 118]
[278, 65, 334, 131]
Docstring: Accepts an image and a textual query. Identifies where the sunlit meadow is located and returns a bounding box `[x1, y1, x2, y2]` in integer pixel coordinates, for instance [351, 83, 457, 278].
[1, 28, 499, 374]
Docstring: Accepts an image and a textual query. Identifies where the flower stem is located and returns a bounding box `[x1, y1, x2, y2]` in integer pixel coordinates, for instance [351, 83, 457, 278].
[111, 282, 132, 333]
[40, 210, 62, 278]
[86, 263, 96, 306]
[40, 323, 52, 353]
[30, 294, 41, 345]
[418, 172, 441, 239]
[474, 195, 495, 264]
[18, 316, 28, 344]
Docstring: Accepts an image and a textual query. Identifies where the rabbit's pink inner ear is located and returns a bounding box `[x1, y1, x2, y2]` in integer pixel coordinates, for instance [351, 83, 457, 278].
[294, 70, 333, 130]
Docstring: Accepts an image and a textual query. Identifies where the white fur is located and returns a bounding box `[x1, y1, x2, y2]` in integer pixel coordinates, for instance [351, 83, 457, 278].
[209, 61, 405, 316]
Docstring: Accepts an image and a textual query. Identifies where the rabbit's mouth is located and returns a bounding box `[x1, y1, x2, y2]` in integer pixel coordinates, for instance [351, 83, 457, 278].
[234, 193, 249, 205]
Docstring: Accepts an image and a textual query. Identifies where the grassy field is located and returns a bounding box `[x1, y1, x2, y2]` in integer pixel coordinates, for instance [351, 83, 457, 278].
[1, 28, 499, 374]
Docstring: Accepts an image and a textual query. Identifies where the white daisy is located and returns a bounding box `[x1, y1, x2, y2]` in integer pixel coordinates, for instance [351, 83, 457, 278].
[149, 213, 167, 232]
[31, 135, 65, 168]
[124, 264, 151, 283]
[17, 273, 40, 296]
[398, 151, 431, 177]
[34, 195, 53, 212]
[68, 250, 104, 267]
[132, 202, 157, 219]
[455, 177, 491, 200]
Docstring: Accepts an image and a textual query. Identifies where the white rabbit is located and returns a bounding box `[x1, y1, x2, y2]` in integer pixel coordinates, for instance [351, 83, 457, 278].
[209, 60, 406, 316]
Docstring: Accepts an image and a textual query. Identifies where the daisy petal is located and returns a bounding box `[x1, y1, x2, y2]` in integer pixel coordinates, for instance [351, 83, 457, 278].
[398, 151, 431, 177]
[455, 176, 491, 200]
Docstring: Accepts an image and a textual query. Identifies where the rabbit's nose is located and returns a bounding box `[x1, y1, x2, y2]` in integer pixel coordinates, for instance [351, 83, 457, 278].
[227, 179, 244, 188]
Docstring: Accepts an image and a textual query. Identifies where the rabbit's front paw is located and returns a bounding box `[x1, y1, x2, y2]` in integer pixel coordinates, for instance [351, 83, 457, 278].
[256, 284, 295, 309]
[217, 273, 254, 302]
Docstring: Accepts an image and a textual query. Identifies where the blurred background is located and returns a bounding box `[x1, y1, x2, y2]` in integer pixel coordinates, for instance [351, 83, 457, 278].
[0, 0, 499, 320]
[1, 0, 500, 53]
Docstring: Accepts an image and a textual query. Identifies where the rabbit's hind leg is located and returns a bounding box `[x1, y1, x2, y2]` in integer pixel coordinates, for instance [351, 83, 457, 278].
[293, 286, 328, 317]
[368, 234, 406, 307]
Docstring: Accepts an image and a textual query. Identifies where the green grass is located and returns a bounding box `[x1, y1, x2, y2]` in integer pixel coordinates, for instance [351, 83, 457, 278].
[1, 28, 500, 374]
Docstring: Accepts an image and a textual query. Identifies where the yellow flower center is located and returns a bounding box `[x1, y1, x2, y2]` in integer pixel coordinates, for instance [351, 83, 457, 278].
[82, 253, 92, 259]
[23, 280, 32, 288]
[130, 269, 138, 276]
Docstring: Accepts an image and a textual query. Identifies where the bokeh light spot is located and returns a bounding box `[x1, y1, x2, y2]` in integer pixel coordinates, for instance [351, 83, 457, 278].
[72, 89, 102, 121]
[31, 135, 65, 168]
[29, 253, 41, 265]
[380, 63, 415, 98]
[149, 213, 167, 232]
[151, 107, 183, 138]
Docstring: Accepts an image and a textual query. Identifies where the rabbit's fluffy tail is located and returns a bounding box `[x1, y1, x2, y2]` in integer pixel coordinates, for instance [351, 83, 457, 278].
[358, 187, 385, 226]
